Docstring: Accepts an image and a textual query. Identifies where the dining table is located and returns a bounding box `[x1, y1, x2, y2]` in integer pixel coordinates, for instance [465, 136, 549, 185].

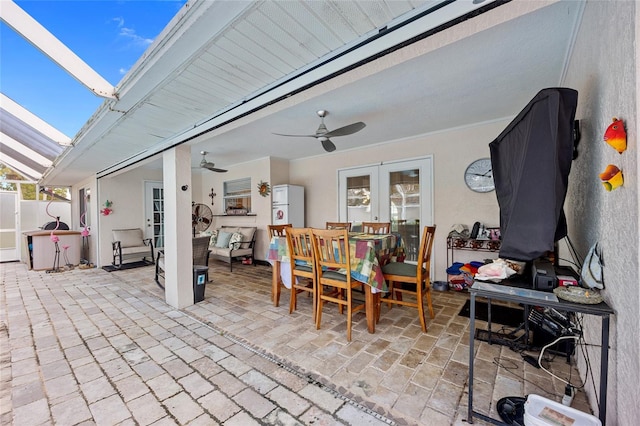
[267, 231, 402, 334]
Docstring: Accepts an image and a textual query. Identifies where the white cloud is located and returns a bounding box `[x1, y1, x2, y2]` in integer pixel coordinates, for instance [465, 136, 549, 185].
[111, 17, 153, 49]
[119, 68, 128, 75]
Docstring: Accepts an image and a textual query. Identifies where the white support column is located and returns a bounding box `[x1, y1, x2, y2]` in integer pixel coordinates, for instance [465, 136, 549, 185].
[162, 146, 193, 308]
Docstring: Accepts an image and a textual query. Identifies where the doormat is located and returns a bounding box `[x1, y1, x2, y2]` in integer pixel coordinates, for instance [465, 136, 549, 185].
[102, 260, 153, 272]
[458, 300, 524, 328]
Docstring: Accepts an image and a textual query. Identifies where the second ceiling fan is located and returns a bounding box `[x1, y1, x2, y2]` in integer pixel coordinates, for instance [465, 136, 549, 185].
[273, 110, 365, 152]
[198, 151, 227, 173]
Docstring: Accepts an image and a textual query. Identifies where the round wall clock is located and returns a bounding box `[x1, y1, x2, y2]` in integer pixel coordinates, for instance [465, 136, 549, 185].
[464, 158, 495, 193]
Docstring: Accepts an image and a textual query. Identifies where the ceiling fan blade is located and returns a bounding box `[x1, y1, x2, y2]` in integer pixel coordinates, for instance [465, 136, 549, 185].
[272, 132, 317, 138]
[321, 138, 336, 152]
[194, 205, 200, 216]
[204, 164, 227, 173]
[323, 121, 366, 137]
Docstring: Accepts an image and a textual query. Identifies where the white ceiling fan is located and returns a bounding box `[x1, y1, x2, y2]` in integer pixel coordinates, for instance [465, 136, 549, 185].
[273, 110, 366, 152]
[198, 151, 227, 173]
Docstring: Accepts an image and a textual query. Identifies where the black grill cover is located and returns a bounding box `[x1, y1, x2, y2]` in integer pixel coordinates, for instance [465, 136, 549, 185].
[42, 221, 70, 230]
[489, 88, 578, 261]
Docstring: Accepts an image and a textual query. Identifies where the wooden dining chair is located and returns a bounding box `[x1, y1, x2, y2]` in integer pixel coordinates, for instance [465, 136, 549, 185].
[378, 225, 436, 332]
[325, 222, 352, 231]
[268, 224, 292, 237]
[362, 222, 391, 234]
[285, 228, 317, 319]
[311, 228, 365, 341]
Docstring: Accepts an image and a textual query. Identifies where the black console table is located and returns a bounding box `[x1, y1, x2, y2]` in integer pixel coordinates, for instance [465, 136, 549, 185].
[467, 281, 614, 425]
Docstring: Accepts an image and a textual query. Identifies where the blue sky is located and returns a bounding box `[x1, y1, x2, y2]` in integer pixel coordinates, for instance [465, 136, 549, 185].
[1, 0, 187, 138]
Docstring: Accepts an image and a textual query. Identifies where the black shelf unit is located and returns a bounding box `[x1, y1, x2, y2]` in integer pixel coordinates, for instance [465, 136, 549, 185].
[447, 236, 501, 266]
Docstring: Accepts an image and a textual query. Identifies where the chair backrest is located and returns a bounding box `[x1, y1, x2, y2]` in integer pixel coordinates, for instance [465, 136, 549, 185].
[311, 228, 351, 280]
[285, 228, 315, 270]
[416, 226, 436, 281]
[112, 228, 145, 247]
[192, 236, 211, 266]
[325, 222, 352, 231]
[362, 222, 391, 234]
[268, 224, 292, 237]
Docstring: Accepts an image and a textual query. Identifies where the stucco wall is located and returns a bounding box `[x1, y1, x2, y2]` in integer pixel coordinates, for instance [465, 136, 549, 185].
[97, 167, 163, 266]
[562, 1, 638, 423]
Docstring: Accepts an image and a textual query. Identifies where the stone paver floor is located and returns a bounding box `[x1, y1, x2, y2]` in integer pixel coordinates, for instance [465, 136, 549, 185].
[1, 261, 594, 425]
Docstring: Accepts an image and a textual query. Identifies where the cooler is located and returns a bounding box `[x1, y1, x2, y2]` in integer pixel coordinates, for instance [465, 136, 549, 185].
[524, 394, 601, 426]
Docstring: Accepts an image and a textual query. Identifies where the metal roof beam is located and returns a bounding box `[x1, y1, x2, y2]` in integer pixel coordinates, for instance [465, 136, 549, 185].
[0, 151, 42, 181]
[0, 93, 70, 148]
[0, 131, 53, 167]
[0, 0, 116, 99]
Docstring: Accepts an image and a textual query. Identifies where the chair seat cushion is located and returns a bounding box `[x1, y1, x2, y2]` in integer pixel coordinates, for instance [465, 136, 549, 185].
[293, 264, 313, 273]
[383, 261, 418, 276]
[322, 270, 348, 281]
[209, 246, 253, 257]
[121, 246, 151, 255]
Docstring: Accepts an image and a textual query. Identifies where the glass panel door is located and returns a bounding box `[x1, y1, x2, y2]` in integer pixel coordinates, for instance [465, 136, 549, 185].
[338, 166, 378, 231]
[339, 157, 433, 261]
[145, 181, 164, 249]
[380, 158, 433, 261]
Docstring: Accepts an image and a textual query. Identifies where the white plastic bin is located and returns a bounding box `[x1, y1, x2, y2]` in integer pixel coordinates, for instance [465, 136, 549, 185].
[524, 394, 601, 426]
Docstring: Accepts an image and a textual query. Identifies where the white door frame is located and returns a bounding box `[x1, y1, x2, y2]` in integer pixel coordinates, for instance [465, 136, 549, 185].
[144, 181, 164, 249]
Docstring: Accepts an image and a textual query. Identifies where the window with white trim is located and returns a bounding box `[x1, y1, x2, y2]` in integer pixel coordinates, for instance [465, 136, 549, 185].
[223, 178, 251, 213]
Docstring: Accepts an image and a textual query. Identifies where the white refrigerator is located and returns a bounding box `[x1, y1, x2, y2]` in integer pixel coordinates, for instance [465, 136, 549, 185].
[272, 184, 304, 227]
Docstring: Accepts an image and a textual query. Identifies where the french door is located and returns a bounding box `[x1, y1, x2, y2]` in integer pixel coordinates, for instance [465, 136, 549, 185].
[144, 181, 164, 250]
[338, 157, 433, 261]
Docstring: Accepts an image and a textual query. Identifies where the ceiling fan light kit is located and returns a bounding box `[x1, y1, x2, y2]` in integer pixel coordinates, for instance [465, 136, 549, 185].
[273, 109, 366, 152]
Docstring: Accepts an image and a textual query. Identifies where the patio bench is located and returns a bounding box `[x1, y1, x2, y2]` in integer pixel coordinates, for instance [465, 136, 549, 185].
[112, 228, 154, 268]
[203, 226, 256, 272]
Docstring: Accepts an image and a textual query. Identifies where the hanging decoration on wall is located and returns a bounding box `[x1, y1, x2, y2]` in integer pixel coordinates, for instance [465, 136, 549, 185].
[209, 188, 217, 206]
[599, 164, 624, 191]
[257, 180, 271, 197]
[101, 200, 113, 216]
[603, 117, 627, 154]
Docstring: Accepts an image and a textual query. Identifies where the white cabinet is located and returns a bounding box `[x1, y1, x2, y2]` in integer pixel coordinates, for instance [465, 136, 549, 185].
[23, 230, 81, 270]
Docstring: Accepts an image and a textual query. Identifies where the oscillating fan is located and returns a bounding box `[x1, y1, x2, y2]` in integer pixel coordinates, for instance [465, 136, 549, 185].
[192, 203, 213, 237]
